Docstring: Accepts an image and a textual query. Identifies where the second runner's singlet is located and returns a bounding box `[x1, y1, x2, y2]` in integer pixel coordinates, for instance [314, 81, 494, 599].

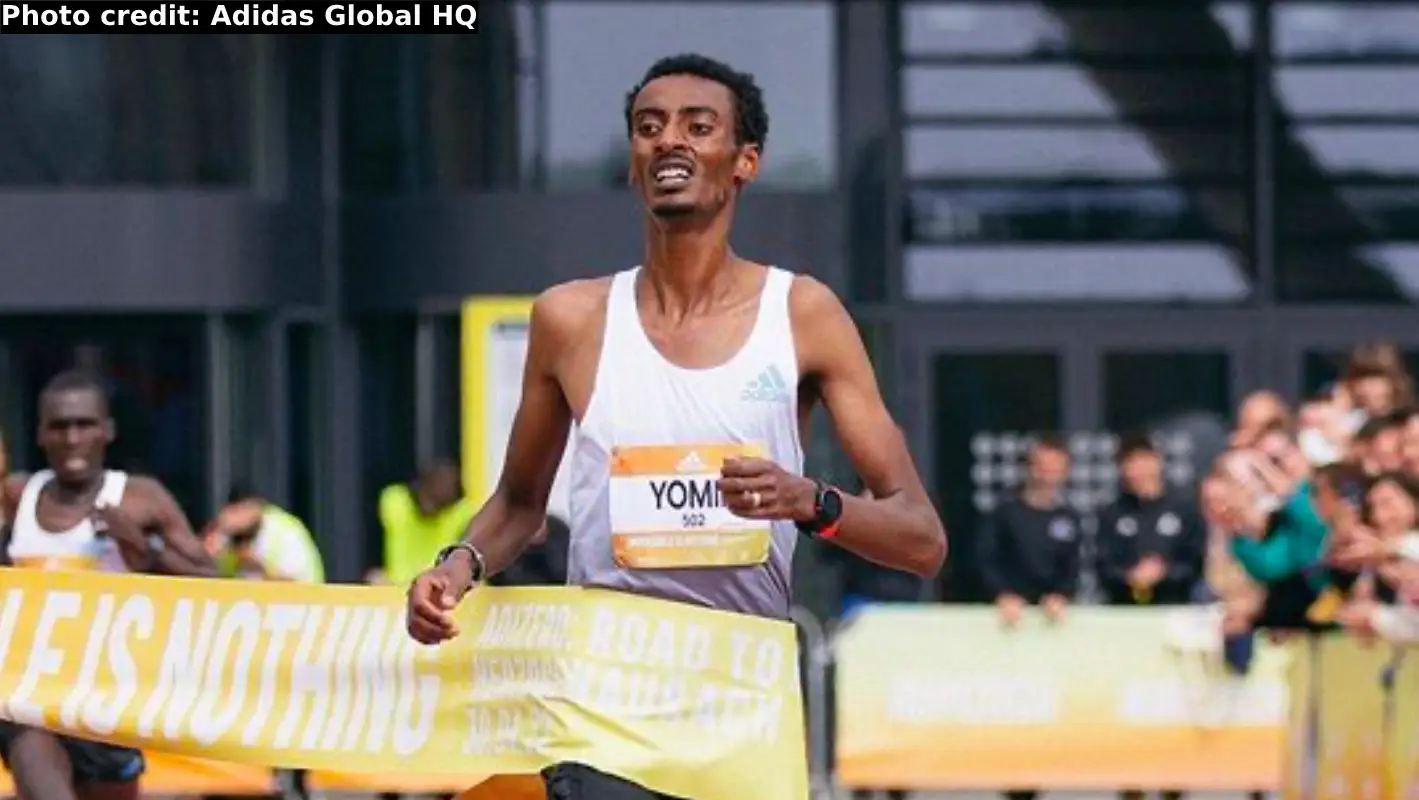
[567, 266, 803, 619]
[6, 469, 130, 573]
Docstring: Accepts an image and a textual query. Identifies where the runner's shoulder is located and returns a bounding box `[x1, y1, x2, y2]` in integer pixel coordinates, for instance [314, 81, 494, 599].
[531, 278, 613, 346]
[121, 474, 177, 504]
[787, 273, 849, 326]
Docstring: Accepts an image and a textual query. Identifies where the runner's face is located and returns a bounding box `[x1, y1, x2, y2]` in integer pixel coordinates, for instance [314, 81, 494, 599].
[628, 74, 757, 217]
[38, 389, 111, 484]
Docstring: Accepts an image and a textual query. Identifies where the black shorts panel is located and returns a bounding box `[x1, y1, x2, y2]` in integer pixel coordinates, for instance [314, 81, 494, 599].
[0, 721, 145, 785]
[541, 762, 680, 800]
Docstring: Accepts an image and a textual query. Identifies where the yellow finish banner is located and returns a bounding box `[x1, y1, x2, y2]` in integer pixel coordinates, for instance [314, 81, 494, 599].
[834, 606, 1292, 790]
[0, 568, 807, 800]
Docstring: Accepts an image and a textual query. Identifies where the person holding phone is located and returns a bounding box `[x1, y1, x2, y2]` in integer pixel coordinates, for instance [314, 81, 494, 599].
[1216, 438, 1331, 632]
[1332, 473, 1419, 638]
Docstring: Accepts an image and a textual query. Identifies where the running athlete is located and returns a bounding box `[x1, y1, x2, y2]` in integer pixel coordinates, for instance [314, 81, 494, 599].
[0, 369, 217, 800]
[406, 54, 947, 799]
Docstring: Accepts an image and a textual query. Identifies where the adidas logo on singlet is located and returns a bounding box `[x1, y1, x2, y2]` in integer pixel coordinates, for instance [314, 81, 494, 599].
[740, 365, 791, 403]
[676, 451, 709, 472]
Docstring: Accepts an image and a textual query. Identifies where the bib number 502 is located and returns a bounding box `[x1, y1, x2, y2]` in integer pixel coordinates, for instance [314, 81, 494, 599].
[682, 512, 706, 528]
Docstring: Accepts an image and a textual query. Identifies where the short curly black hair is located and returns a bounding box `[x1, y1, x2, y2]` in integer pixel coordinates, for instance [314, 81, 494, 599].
[624, 53, 769, 152]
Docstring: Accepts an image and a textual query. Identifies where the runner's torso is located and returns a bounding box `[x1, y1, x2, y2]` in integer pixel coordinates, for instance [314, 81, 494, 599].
[6, 470, 129, 573]
[566, 266, 804, 619]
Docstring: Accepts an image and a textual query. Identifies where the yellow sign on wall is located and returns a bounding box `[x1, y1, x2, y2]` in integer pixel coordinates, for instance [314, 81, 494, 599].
[460, 296, 575, 519]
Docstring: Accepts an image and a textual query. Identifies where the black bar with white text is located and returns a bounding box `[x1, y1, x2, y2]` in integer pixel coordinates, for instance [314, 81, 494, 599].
[0, 0, 479, 32]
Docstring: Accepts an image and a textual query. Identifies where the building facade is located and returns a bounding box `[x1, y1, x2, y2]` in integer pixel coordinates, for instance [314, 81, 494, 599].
[1, 3, 1417, 600]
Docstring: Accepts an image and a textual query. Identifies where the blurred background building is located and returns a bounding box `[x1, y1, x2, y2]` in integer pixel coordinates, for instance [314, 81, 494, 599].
[1, 1, 1418, 615]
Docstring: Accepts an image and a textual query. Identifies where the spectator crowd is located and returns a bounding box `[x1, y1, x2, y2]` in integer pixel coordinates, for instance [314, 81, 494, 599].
[959, 338, 1419, 800]
[979, 338, 1419, 651]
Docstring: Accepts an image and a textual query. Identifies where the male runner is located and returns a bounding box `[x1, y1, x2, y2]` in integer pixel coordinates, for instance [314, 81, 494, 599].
[406, 54, 946, 799]
[0, 369, 217, 800]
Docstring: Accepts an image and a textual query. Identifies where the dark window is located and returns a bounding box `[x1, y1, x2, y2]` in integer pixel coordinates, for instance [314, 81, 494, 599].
[0, 35, 256, 186]
[287, 324, 328, 535]
[341, 28, 524, 195]
[899, 2, 1254, 303]
[1103, 351, 1232, 439]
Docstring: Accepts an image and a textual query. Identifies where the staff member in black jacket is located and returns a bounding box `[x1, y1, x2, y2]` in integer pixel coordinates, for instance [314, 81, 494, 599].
[1097, 434, 1207, 800]
[1098, 434, 1206, 608]
[975, 435, 1080, 800]
[976, 434, 1081, 627]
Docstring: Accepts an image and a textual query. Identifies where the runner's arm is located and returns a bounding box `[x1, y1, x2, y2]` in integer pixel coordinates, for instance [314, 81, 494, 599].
[793, 278, 947, 577]
[0, 474, 27, 567]
[450, 286, 578, 581]
[133, 477, 219, 577]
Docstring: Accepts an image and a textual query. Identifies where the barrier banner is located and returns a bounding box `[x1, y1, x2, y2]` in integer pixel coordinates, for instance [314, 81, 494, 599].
[2, 751, 275, 796]
[834, 606, 1290, 790]
[1313, 636, 1391, 800]
[1389, 652, 1419, 800]
[0, 568, 807, 800]
[1280, 636, 1316, 800]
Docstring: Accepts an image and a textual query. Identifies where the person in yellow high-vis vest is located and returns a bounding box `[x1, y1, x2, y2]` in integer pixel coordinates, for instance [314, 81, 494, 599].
[206, 484, 324, 584]
[370, 460, 474, 588]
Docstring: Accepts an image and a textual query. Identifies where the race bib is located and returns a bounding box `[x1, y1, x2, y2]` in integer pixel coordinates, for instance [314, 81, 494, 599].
[609, 443, 772, 569]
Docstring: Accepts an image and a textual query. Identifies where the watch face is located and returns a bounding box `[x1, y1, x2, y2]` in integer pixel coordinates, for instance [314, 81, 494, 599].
[820, 487, 844, 523]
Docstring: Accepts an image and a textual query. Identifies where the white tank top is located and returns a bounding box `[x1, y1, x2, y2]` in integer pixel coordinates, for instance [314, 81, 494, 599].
[7, 470, 129, 573]
[565, 266, 804, 619]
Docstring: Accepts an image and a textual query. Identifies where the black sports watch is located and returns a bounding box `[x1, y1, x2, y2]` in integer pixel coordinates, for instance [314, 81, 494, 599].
[795, 480, 844, 538]
[435, 542, 487, 584]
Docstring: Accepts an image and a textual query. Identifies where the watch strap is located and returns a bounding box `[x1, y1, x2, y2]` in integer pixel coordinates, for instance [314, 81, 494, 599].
[437, 542, 487, 583]
[796, 480, 844, 539]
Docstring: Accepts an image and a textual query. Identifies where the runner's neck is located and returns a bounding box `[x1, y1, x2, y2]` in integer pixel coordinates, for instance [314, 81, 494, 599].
[48, 472, 105, 505]
[641, 248, 740, 320]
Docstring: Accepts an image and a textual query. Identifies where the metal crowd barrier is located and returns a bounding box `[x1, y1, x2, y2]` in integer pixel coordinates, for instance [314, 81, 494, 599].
[790, 605, 837, 800]
[274, 768, 309, 800]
